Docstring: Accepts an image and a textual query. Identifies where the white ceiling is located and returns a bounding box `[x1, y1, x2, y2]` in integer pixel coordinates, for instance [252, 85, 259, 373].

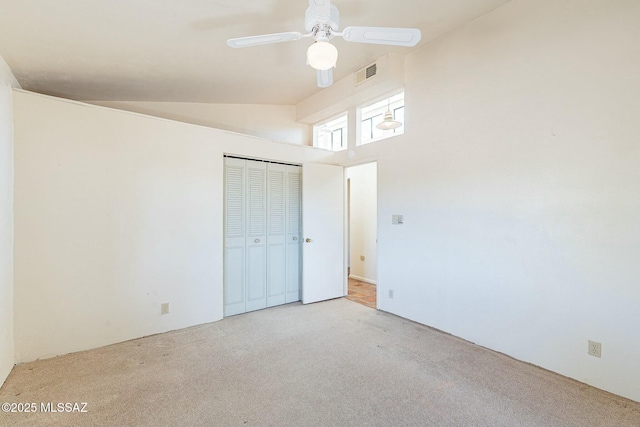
[0, 0, 510, 105]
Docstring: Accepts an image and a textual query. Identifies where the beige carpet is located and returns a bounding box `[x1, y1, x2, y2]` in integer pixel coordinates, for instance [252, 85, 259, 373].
[1, 298, 639, 426]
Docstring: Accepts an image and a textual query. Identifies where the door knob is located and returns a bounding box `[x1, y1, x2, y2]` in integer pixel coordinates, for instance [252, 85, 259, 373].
[305, 238, 312, 243]
[255, 238, 260, 243]
[293, 236, 297, 241]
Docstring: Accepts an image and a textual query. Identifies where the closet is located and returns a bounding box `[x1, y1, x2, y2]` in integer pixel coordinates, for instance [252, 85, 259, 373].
[224, 157, 302, 316]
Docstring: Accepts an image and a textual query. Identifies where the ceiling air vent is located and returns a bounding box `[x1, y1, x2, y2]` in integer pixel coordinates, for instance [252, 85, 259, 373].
[355, 63, 377, 86]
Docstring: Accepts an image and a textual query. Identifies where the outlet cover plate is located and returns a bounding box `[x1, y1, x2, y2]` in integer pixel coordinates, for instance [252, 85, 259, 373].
[588, 340, 601, 358]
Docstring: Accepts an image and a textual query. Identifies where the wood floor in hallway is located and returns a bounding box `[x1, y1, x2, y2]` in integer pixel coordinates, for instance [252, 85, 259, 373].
[346, 278, 376, 309]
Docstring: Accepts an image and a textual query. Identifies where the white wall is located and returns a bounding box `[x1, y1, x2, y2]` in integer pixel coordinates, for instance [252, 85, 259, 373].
[335, 0, 640, 402]
[0, 56, 19, 386]
[89, 101, 311, 146]
[12, 90, 334, 363]
[347, 163, 377, 284]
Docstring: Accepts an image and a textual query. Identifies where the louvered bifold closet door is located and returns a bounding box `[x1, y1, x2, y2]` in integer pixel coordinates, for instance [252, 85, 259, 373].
[224, 158, 247, 316]
[245, 161, 268, 312]
[267, 163, 287, 307]
[224, 158, 300, 316]
[285, 166, 302, 303]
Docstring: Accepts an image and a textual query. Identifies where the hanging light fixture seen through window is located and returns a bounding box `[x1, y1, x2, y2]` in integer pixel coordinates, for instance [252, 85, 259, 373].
[376, 99, 402, 130]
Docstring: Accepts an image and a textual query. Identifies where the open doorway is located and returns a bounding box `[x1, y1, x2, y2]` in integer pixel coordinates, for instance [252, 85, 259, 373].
[345, 162, 377, 309]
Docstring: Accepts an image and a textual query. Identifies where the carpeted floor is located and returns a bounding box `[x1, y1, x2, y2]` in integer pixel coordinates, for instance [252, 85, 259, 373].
[1, 298, 639, 426]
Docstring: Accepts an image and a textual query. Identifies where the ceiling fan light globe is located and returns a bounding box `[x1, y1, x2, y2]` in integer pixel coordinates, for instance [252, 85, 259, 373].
[307, 41, 338, 70]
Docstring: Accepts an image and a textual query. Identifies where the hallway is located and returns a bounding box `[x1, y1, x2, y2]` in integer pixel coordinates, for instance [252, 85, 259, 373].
[345, 278, 376, 309]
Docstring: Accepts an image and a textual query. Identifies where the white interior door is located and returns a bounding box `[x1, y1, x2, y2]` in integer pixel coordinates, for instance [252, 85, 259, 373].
[223, 158, 246, 316]
[285, 166, 302, 303]
[302, 162, 345, 304]
[245, 161, 267, 312]
[266, 163, 287, 308]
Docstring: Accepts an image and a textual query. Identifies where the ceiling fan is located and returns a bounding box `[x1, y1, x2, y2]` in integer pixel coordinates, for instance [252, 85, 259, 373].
[227, 0, 421, 88]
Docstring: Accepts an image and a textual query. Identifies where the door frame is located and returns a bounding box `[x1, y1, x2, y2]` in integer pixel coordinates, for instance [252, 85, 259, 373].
[344, 160, 379, 307]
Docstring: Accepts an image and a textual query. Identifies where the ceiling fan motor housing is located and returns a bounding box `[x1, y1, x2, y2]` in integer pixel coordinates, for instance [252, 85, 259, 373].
[305, 4, 340, 33]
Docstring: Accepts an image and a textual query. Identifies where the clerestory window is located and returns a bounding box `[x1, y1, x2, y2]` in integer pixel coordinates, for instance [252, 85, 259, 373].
[359, 92, 405, 145]
[313, 113, 348, 152]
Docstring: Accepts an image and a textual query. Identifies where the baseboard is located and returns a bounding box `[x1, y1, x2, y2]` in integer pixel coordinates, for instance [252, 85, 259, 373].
[348, 275, 376, 285]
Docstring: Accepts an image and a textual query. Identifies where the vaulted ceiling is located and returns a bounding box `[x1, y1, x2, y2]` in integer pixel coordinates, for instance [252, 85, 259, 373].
[0, 0, 510, 105]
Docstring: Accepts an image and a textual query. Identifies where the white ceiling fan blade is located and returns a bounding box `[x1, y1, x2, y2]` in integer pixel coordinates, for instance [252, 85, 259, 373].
[340, 26, 421, 47]
[308, 0, 331, 19]
[317, 68, 333, 88]
[227, 32, 303, 48]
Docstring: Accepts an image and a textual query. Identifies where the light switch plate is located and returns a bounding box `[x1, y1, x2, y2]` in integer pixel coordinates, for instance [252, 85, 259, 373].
[392, 215, 404, 225]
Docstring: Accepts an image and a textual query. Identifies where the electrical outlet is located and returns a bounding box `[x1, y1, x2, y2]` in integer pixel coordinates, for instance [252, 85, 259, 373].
[360, 255, 365, 261]
[588, 340, 601, 358]
[161, 303, 170, 315]
[389, 289, 394, 299]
